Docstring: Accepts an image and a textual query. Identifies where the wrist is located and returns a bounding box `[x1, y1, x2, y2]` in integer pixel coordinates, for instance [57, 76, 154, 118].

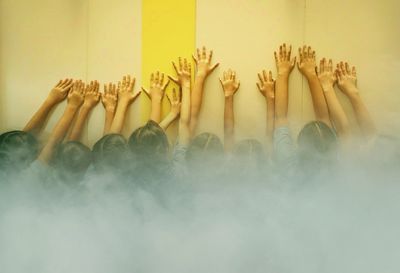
[105, 107, 116, 114]
[195, 73, 207, 82]
[151, 95, 163, 104]
[306, 73, 318, 81]
[224, 95, 234, 101]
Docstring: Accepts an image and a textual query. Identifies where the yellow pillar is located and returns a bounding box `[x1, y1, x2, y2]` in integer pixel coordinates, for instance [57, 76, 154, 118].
[141, 0, 196, 125]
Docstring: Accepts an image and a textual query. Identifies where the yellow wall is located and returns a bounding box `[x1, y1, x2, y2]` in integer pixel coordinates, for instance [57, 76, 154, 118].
[1, 0, 400, 146]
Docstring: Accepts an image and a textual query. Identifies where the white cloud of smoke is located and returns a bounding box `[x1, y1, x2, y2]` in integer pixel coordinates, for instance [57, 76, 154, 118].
[0, 155, 400, 273]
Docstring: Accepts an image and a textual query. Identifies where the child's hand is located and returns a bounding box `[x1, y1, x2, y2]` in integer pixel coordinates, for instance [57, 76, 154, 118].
[219, 69, 240, 97]
[257, 70, 275, 99]
[166, 88, 181, 117]
[192, 46, 219, 78]
[83, 81, 100, 109]
[170, 57, 191, 86]
[68, 80, 85, 108]
[47, 79, 74, 104]
[274, 43, 296, 76]
[317, 58, 337, 92]
[297, 45, 317, 78]
[102, 83, 118, 113]
[118, 75, 140, 105]
[142, 71, 169, 101]
[336, 62, 358, 96]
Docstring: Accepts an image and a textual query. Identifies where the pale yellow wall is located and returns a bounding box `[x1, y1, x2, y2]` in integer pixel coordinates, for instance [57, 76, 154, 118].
[1, 0, 400, 147]
[0, 0, 88, 141]
[196, 0, 400, 144]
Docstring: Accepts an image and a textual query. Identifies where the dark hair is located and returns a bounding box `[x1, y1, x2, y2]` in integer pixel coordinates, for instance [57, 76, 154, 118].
[233, 139, 264, 159]
[128, 120, 169, 161]
[0, 130, 39, 172]
[92, 134, 128, 172]
[52, 141, 92, 181]
[297, 121, 337, 165]
[186, 132, 224, 168]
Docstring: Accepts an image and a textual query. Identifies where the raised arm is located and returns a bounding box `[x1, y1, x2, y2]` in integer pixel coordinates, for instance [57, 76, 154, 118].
[68, 81, 100, 142]
[23, 79, 73, 136]
[159, 88, 181, 131]
[257, 70, 275, 144]
[336, 62, 376, 139]
[274, 43, 296, 128]
[297, 46, 331, 126]
[142, 72, 169, 123]
[109, 75, 140, 134]
[190, 46, 219, 136]
[38, 80, 85, 164]
[220, 69, 240, 153]
[101, 83, 118, 135]
[318, 58, 350, 139]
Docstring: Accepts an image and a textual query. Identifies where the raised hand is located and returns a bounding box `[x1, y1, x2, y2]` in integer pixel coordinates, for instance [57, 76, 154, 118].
[166, 88, 181, 118]
[192, 46, 219, 78]
[274, 43, 296, 76]
[102, 83, 118, 113]
[219, 69, 240, 97]
[297, 45, 317, 78]
[336, 62, 358, 96]
[118, 75, 140, 105]
[170, 57, 191, 86]
[83, 80, 100, 109]
[318, 58, 337, 92]
[142, 71, 169, 102]
[257, 70, 275, 99]
[68, 80, 85, 108]
[47, 79, 74, 105]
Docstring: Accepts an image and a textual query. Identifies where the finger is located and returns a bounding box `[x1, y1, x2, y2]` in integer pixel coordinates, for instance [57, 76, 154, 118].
[172, 88, 177, 101]
[274, 51, 278, 63]
[345, 62, 350, 74]
[179, 57, 183, 71]
[192, 54, 198, 64]
[150, 73, 154, 85]
[223, 71, 228, 81]
[307, 46, 312, 58]
[202, 46, 206, 59]
[166, 93, 172, 104]
[352, 66, 357, 77]
[298, 47, 303, 63]
[129, 77, 135, 91]
[184, 58, 188, 71]
[160, 73, 165, 85]
[283, 43, 287, 60]
[287, 45, 292, 60]
[162, 79, 170, 90]
[141, 87, 150, 98]
[210, 62, 219, 73]
[232, 71, 236, 81]
[168, 75, 179, 84]
[279, 45, 283, 60]
[155, 71, 160, 84]
[104, 84, 108, 94]
[258, 73, 263, 84]
[219, 78, 224, 88]
[263, 70, 268, 81]
[256, 82, 262, 92]
[208, 50, 213, 63]
[197, 48, 201, 60]
[268, 71, 273, 82]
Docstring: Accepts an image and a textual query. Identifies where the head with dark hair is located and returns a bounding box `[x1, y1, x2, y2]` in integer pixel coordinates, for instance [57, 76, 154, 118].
[186, 132, 224, 171]
[52, 141, 92, 182]
[0, 130, 39, 172]
[128, 120, 169, 162]
[297, 121, 337, 167]
[92, 134, 129, 172]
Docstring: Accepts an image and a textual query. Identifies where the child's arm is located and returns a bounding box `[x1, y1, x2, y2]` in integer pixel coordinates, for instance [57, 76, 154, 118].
[109, 75, 140, 134]
[336, 62, 376, 139]
[274, 44, 296, 128]
[257, 70, 275, 144]
[297, 46, 331, 126]
[101, 83, 118, 135]
[23, 79, 73, 136]
[142, 72, 169, 123]
[190, 47, 219, 136]
[220, 69, 240, 153]
[38, 81, 85, 164]
[318, 59, 350, 138]
[159, 88, 181, 131]
[169, 58, 192, 146]
[68, 81, 100, 142]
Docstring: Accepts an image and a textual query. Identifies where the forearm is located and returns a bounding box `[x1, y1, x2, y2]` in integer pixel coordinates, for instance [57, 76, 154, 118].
[266, 98, 275, 140]
[224, 96, 234, 152]
[160, 113, 178, 131]
[109, 102, 129, 134]
[348, 91, 376, 138]
[190, 75, 206, 134]
[323, 88, 350, 138]
[23, 99, 57, 136]
[38, 105, 79, 164]
[150, 97, 162, 123]
[274, 74, 289, 127]
[179, 83, 191, 146]
[68, 106, 91, 142]
[103, 110, 115, 135]
[306, 75, 331, 126]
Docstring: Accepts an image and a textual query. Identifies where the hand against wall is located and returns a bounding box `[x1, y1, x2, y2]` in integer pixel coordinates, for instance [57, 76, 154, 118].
[220, 69, 240, 97]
